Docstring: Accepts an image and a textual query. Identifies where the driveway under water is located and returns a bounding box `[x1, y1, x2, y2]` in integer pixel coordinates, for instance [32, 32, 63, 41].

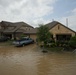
[0, 44, 76, 75]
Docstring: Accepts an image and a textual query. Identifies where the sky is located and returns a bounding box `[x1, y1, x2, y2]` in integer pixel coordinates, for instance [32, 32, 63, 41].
[0, 0, 76, 31]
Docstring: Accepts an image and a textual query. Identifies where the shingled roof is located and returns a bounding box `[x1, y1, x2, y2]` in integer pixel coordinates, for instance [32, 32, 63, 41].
[45, 21, 76, 33]
[24, 21, 76, 34]
[24, 28, 38, 34]
[45, 21, 60, 29]
[1, 21, 33, 28]
[1, 21, 33, 33]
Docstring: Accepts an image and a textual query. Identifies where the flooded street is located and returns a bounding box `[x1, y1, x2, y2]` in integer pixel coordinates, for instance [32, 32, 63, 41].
[0, 44, 76, 75]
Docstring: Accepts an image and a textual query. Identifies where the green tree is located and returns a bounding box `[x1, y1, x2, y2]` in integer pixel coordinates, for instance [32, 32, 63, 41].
[69, 36, 76, 48]
[37, 25, 52, 47]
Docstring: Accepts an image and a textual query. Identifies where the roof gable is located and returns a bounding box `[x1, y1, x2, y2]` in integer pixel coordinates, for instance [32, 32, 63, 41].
[45, 21, 76, 33]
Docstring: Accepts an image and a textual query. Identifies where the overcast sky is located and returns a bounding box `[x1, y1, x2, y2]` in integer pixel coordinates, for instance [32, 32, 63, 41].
[0, 0, 76, 31]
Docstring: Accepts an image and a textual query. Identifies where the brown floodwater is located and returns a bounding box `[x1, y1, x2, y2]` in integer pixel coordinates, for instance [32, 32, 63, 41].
[0, 44, 76, 75]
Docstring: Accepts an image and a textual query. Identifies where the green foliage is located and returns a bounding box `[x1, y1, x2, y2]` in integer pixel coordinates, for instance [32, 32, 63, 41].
[69, 36, 76, 48]
[47, 47, 63, 52]
[37, 25, 52, 46]
[49, 43, 57, 47]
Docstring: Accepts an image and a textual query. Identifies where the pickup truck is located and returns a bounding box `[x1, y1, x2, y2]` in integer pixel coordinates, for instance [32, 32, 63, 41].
[13, 37, 34, 47]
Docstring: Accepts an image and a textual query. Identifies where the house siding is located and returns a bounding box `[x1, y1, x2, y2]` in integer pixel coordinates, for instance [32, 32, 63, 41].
[0, 26, 1, 29]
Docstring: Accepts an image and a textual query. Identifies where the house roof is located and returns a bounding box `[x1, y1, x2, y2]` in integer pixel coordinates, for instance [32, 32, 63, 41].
[45, 21, 76, 33]
[1, 21, 13, 26]
[45, 21, 58, 29]
[1, 21, 33, 33]
[1, 21, 76, 34]
[24, 21, 76, 35]
[1, 21, 33, 28]
[24, 28, 38, 34]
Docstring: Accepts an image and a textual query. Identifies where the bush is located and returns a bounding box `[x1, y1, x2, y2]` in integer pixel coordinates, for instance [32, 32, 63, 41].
[50, 43, 57, 47]
[69, 36, 76, 48]
[56, 40, 69, 47]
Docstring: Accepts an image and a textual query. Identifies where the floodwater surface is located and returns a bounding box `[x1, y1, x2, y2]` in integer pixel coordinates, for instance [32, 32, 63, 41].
[0, 44, 76, 75]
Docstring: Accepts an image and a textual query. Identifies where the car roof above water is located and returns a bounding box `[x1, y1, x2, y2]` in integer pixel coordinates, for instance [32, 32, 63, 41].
[15, 37, 31, 41]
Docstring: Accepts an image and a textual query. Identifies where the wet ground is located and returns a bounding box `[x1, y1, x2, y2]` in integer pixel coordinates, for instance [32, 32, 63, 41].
[0, 44, 76, 75]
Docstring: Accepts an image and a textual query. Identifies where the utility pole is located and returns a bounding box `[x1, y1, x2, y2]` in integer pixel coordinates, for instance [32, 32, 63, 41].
[66, 18, 68, 27]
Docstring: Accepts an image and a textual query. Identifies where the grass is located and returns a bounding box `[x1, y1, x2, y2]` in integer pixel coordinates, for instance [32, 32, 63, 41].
[40, 45, 63, 52]
[46, 47, 63, 52]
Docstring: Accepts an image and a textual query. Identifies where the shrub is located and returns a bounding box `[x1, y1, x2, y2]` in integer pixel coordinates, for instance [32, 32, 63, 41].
[69, 36, 76, 48]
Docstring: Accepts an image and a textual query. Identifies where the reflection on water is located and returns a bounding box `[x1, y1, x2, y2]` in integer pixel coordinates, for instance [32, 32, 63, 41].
[0, 44, 76, 75]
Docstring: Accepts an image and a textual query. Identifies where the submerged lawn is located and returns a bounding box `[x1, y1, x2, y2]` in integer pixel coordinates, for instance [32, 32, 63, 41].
[40, 46, 74, 52]
[48, 47, 63, 52]
[0, 40, 13, 46]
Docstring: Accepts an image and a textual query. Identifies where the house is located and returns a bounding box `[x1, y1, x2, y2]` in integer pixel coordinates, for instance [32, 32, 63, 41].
[46, 21, 76, 41]
[0, 21, 34, 39]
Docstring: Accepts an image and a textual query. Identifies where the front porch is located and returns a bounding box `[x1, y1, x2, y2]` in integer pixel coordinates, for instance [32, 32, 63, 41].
[56, 34, 71, 41]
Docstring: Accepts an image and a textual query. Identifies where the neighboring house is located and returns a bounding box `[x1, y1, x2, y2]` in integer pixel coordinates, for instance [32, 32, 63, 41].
[0, 21, 34, 39]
